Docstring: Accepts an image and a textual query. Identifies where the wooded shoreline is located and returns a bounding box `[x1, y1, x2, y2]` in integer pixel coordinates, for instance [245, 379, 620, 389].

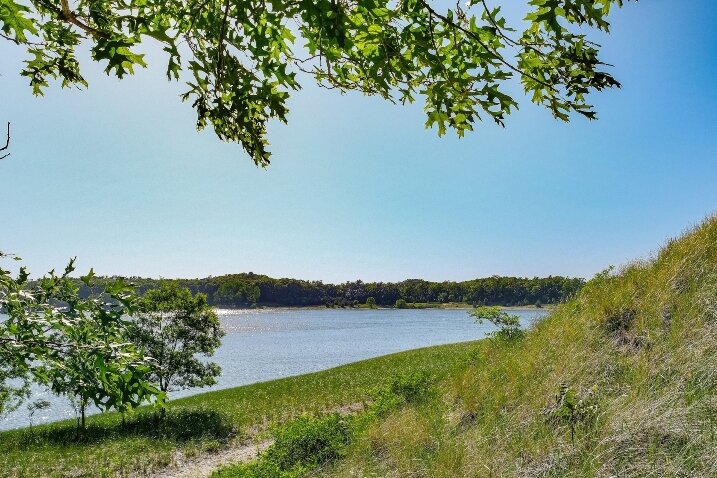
[74, 274, 583, 309]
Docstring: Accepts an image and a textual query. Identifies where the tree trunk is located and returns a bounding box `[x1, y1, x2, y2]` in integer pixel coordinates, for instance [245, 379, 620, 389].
[159, 384, 168, 421]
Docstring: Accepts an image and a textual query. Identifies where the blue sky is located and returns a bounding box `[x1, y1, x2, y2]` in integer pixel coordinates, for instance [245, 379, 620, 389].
[1, 1, 716, 283]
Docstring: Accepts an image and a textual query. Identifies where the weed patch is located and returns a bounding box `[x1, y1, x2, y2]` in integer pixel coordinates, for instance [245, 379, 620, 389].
[370, 371, 432, 416]
[214, 414, 350, 478]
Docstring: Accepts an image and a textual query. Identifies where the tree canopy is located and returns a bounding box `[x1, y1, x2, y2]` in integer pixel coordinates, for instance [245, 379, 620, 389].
[131, 281, 224, 396]
[1, 0, 629, 165]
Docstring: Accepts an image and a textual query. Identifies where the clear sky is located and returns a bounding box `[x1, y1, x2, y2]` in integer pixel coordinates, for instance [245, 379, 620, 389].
[1, 1, 716, 283]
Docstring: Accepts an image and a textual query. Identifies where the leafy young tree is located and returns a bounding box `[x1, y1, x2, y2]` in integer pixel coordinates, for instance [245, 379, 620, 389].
[0, 256, 162, 428]
[470, 305, 524, 341]
[365, 296, 376, 308]
[544, 383, 599, 445]
[1, 0, 630, 165]
[132, 282, 224, 400]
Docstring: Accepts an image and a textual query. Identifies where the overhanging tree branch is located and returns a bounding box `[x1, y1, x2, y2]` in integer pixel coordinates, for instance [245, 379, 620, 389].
[3, 0, 628, 164]
[58, 0, 109, 39]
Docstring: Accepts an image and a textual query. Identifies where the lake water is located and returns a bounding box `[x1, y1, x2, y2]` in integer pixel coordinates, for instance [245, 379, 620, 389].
[0, 307, 546, 430]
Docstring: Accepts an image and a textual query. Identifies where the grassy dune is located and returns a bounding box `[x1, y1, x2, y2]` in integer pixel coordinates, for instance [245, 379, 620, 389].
[311, 215, 717, 478]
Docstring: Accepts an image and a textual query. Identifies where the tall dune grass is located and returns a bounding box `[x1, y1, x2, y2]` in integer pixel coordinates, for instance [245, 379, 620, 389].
[319, 214, 717, 478]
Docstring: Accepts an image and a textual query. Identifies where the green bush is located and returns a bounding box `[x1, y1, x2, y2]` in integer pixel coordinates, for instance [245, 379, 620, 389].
[395, 299, 408, 309]
[388, 372, 431, 403]
[213, 414, 350, 478]
[544, 384, 600, 445]
[266, 414, 350, 469]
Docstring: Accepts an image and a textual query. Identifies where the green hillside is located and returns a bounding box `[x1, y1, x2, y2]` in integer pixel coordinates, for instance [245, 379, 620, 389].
[302, 215, 717, 477]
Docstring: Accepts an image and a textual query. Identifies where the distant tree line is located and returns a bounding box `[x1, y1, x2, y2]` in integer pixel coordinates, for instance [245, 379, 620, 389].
[76, 274, 585, 308]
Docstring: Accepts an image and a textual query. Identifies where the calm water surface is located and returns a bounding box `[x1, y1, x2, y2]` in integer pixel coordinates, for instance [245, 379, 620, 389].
[1, 307, 546, 430]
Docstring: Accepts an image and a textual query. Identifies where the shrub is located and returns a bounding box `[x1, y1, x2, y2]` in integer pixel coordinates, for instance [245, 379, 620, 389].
[387, 372, 431, 403]
[395, 299, 408, 309]
[215, 414, 350, 478]
[265, 414, 351, 470]
[214, 460, 304, 478]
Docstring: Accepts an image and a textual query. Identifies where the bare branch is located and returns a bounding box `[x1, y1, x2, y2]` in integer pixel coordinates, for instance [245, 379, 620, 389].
[1, 122, 9, 160]
[0, 32, 19, 44]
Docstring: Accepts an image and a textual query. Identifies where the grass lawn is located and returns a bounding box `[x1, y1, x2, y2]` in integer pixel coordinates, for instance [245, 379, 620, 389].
[0, 340, 479, 478]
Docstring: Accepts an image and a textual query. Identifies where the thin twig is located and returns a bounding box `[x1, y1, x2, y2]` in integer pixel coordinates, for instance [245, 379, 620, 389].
[480, 0, 544, 53]
[0, 32, 19, 44]
[1, 122, 10, 160]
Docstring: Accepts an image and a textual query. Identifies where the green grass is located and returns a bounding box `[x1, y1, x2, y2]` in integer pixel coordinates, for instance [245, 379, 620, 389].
[0, 340, 478, 478]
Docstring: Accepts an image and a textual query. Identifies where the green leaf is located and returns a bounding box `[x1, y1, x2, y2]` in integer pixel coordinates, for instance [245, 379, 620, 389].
[0, 0, 38, 43]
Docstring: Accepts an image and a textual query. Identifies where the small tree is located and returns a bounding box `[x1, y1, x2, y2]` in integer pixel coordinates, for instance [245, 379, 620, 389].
[40, 268, 161, 428]
[544, 384, 600, 445]
[395, 299, 408, 309]
[469, 306, 524, 341]
[1, 256, 161, 429]
[365, 297, 377, 309]
[132, 282, 224, 406]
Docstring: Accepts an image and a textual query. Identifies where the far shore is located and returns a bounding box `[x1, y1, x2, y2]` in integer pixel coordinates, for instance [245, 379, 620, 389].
[215, 303, 556, 312]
